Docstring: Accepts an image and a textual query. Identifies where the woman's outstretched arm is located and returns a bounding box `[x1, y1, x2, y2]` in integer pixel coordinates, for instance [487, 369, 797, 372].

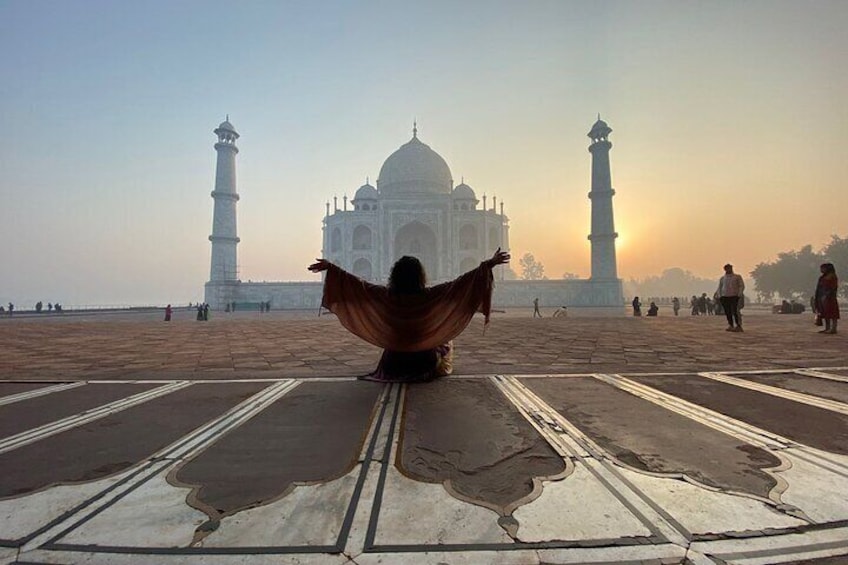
[485, 248, 511, 269]
[308, 258, 333, 273]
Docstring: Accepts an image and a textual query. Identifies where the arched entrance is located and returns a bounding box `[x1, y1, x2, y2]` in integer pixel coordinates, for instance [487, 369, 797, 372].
[352, 258, 372, 280]
[394, 221, 438, 280]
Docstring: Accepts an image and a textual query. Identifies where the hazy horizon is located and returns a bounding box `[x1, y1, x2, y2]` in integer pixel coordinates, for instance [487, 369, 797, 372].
[2, 1, 846, 307]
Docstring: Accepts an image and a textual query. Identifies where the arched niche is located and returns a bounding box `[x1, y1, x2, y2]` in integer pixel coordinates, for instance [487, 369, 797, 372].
[394, 221, 438, 280]
[489, 227, 500, 252]
[459, 224, 478, 250]
[330, 228, 342, 253]
[353, 225, 372, 250]
[353, 258, 372, 280]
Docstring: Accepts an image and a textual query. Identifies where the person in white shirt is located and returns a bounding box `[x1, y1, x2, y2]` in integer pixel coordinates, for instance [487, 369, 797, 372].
[717, 264, 745, 332]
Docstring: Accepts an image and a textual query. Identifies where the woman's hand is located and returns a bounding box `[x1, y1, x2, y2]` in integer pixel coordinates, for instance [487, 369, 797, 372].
[486, 248, 510, 268]
[308, 259, 332, 273]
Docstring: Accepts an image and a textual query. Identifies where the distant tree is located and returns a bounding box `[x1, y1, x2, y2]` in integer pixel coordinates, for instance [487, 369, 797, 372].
[561, 272, 580, 280]
[502, 266, 519, 280]
[822, 235, 848, 299]
[520, 253, 546, 280]
[751, 244, 823, 301]
[624, 267, 716, 300]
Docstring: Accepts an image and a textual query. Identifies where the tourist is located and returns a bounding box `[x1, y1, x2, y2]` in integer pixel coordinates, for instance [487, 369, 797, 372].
[533, 297, 542, 318]
[632, 296, 642, 316]
[815, 263, 840, 334]
[552, 305, 568, 318]
[647, 301, 659, 316]
[672, 296, 680, 316]
[196, 304, 204, 321]
[164, 304, 172, 322]
[690, 295, 698, 316]
[7, 302, 13, 316]
[203, 303, 210, 321]
[698, 293, 708, 316]
[717, 263, 745, 332]
[308, 248, 510, 382]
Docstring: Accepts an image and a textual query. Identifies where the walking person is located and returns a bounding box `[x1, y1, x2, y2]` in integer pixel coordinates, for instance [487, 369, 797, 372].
[309, 248, 509, 382]
[815, 263, 840, 334]
[533, 297, 542, 318]
[164, 304, 172, 322]
[672, 296, 680, 316]
[717, 264, 745, 332]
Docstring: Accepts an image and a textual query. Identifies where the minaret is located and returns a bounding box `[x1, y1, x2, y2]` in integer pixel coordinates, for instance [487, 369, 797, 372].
[209, 117, 240, 282]
[587, 116, 619, 280]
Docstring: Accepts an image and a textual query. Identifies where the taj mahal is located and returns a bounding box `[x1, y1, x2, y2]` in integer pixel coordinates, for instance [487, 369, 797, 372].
[204, 118, 624, 313]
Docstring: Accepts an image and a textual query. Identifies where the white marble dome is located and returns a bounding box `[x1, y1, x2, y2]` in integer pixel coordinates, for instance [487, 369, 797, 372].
[377, 134, 453, 195]
[452, 182, 476, 200]
[353, 182, 378, 200]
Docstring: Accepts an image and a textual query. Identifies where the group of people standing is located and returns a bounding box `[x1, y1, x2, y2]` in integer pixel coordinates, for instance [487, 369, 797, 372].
[631, 262, 840, 335]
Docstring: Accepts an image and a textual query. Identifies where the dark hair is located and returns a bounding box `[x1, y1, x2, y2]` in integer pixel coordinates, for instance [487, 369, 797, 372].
[388, 256, 426, 294]
[821, 262, 836, 275]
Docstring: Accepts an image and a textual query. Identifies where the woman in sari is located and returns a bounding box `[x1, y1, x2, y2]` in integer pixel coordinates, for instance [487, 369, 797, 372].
[308, 248, 510, 382]
[815, 262, 840, 334]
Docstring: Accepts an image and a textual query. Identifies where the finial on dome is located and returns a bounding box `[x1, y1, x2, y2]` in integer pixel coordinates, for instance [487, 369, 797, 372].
[597, 113, 601, 121]
[366, 176, 370, 184]
[413, 120, 418, 139]
[461, 176, 464, 184]
[226, 114, 229, 121]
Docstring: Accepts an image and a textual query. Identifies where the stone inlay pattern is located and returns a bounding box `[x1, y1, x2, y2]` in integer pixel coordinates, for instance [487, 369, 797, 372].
[398, 379, 566, 515]
[1, 367, 848, 563]
[522, 376, 782, 498]
[170, 381, 382, 520]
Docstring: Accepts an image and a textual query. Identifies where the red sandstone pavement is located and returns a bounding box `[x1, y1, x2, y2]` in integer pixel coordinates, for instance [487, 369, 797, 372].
[0, 308, 844, 380]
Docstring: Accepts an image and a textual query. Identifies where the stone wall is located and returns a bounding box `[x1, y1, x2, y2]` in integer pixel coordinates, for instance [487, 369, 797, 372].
[206, 278, 624, 313]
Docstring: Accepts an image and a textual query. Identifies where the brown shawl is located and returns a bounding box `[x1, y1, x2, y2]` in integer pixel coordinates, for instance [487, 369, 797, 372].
[321, 262, 494, 352]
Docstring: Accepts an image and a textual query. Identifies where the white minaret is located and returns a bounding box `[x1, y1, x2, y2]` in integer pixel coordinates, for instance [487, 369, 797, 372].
[587, 116, 619, 280]
[209, 117, 240, 282]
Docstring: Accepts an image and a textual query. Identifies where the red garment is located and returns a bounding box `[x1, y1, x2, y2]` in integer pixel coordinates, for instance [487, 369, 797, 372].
[817, 273, 841, 320]
[320, 262, 494, 353]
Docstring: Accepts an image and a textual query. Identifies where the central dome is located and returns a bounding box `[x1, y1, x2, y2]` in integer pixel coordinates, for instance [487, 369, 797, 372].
[377, 133, 453, 195]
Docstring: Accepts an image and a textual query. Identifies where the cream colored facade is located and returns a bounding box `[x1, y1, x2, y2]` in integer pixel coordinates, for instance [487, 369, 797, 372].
[205, 119, 623, 313]
[322, 127, 509, 283]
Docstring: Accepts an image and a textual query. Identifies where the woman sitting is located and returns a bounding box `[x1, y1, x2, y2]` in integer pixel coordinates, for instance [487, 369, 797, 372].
[309, 248, 510, 382]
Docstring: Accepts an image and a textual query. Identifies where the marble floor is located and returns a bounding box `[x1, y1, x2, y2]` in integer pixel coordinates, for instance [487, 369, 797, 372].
[0, 312, 846, 564]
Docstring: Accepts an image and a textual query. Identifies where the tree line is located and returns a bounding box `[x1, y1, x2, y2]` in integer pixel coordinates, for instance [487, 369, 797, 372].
[750, 235, 847, 302]
[514, 236, 846, 304]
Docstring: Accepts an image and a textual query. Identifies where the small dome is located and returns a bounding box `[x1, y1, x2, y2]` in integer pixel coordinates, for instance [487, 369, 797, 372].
[588, 116, 612, 139]
[377, 134, 453, 195]
[354, 182, 378, 200]
[215, 119, 238, 135]
[452, 182, 477, 200]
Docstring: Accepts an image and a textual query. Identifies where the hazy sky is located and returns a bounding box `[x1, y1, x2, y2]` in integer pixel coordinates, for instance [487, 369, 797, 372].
[1, 1, 846, 307]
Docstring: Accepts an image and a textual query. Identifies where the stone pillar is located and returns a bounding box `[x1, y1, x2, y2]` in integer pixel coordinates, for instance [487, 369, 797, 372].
[587, 117, 619, 280]
[209, 118, 240, 282]
[206, 118, 241, 309]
